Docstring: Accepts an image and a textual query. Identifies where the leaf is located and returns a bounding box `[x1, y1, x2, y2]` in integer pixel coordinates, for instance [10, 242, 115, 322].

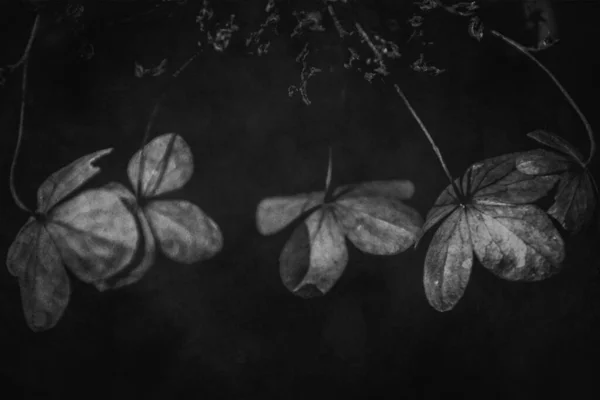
[46, 187, 140, 283]
[423, 209, 472, 312]
[7, 218, 37, 279]
[465, 152, 558, 204]
[7, 218, 71, 332]
[37, 148, 113, 213]
[526, 129, 585, 165]
[335, 195, 423, 254]
[94, 208, 156, 291]
[258, 177, 423, 297]
[334, 180, 415, 200]
[547, 171, 596, 233]
[144, 200, 223, 263]
[128, 133, 193, 197]
[516, 130, 597, 233]
[421, 153, 557, 242]
[7, 149, 119, 331]
[15, 227, 70, 332]
[422, 153, 565, 311]
[96, 134, 222, 287]
[256, 192, 324, 235]
[280, 208, 348, 298]
[416, 182, 458, 247]
[516, 149, 571, 175]
[468, 202, 563, 280]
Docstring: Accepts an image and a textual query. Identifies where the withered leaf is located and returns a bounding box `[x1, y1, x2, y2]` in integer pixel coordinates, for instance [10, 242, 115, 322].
[6, 148, 137, 331]
[516, 129, 597, 234]
[97, 133, 223, 290]
[257, 179, 423, 298]
[421, 152, 565, 311]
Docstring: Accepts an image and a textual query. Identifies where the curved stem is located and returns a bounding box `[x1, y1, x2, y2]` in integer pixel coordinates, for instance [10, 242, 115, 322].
[10, 56, 32, 213]
[8, 14, 40, 214]
[394, 84, 460, 194]
[491, 29, 595, 166]
[8, 14, 40, 72]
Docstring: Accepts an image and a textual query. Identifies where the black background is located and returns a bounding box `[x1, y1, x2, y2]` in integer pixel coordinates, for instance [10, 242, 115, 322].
[1, 1, 599, 399]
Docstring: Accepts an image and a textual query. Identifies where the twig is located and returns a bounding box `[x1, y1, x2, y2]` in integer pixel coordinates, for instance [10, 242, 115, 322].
[326, 3, 349, 38]
[491, 29, 595, 166]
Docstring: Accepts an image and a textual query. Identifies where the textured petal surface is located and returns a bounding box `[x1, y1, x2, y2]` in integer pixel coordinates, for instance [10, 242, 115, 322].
[548, 171, 596, 233]
[517, 149, 596, 234]
[469, 201, 564, 281]
[145, 200, 223, 263]
[526, 129, 586, 165]
[37, 148, 113, 213]
[256, 192, 324, 235]
[94, 209, 156, 291]
[516, 149, 571, 175]
[7, 217, 38, 279]
[334, 180, 415, 201]
[128, 133, 194, 197]
[9, 226, 70, 331]
[419, 181, 460, 246]
[335, 196, 423, 255]
[47, 187, 139, 283]
[423, 209, 472, 312]
[279, 208, 348, 298]
[466, 153, 557, 204]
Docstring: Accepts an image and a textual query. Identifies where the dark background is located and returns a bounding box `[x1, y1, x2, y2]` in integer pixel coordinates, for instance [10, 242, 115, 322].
[1, 0, 599, 398]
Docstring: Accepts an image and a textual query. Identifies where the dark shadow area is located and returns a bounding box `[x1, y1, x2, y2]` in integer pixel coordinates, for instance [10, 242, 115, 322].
[1, 1, 599, 399]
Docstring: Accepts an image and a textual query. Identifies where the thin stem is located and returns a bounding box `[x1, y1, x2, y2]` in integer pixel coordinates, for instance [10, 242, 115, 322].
[8, 14, 40, 72]
[394, 84, 457, 190]
[136, 51, 201, 195]
[491, 29, 595, 165]
[8, 14, 41, 214]
[10, 56, 32, 213]
[325, 146, 332, 192]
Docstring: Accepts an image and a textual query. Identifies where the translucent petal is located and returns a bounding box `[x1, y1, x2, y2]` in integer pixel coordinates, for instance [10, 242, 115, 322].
[423, 209, 472, 312]
[335, 196, 423, 255]
[37, 148, 113, 213]
[256, 192, 324, 235]
[47, 187, 139, 283]
[127, 133, 193, 197]
[280, 209, 348, 298]
[145, 200, 223, 263]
